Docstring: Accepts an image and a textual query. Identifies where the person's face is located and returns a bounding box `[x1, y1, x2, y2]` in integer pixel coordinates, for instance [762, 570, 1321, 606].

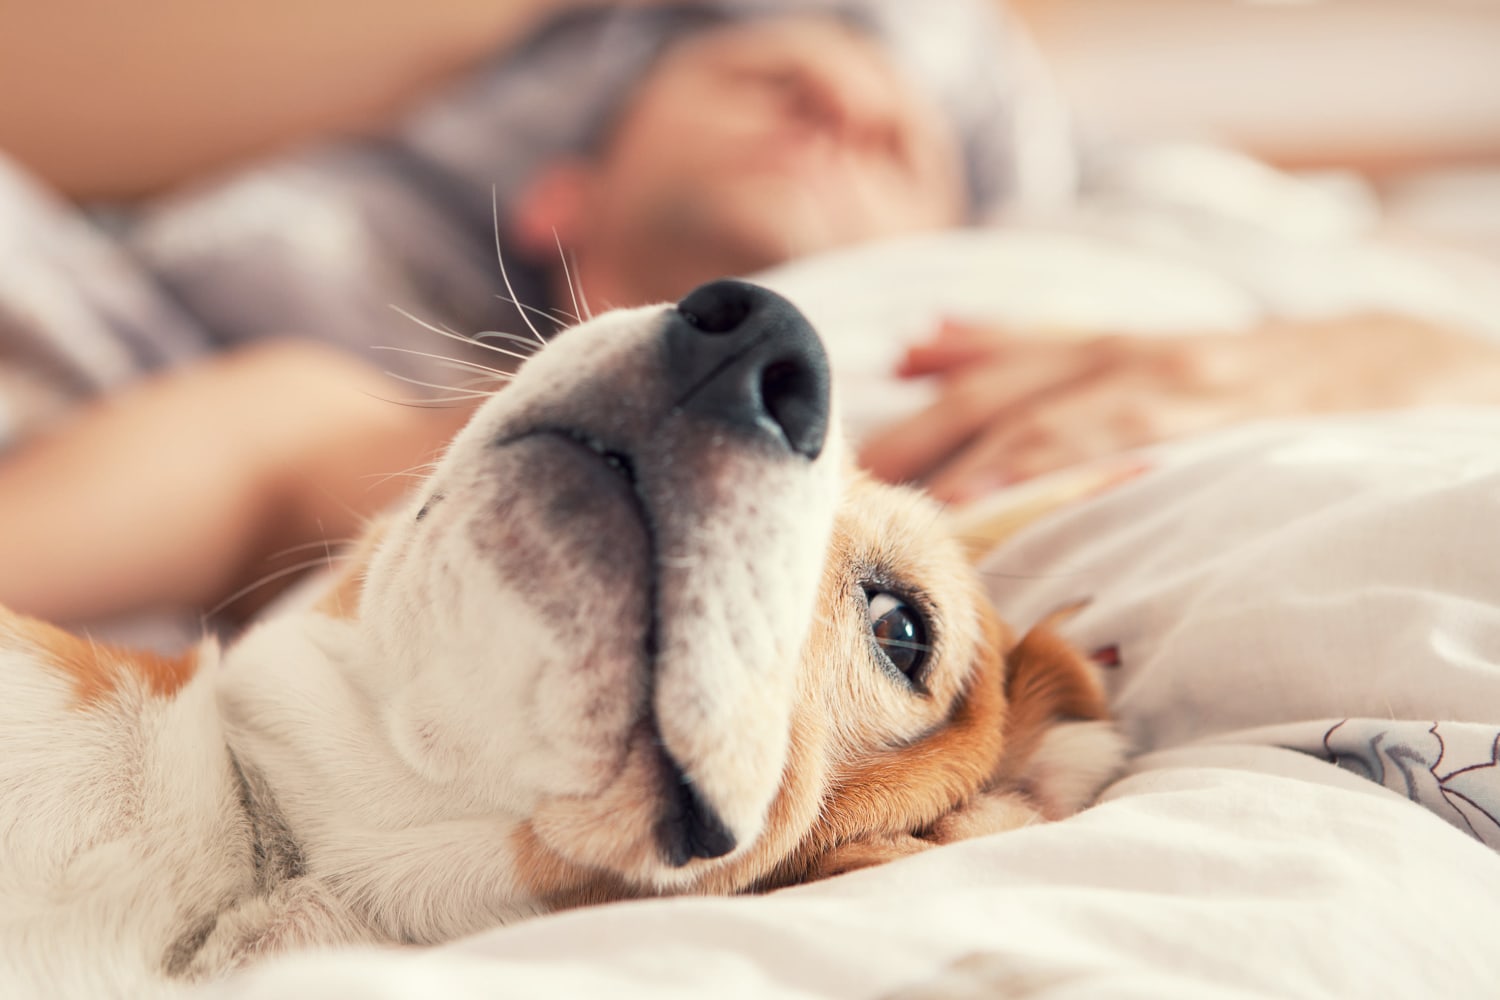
[545, 16, 967, 305]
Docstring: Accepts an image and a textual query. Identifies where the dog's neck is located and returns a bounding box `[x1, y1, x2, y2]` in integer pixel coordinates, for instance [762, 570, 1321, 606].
[216, 613, 545, 943]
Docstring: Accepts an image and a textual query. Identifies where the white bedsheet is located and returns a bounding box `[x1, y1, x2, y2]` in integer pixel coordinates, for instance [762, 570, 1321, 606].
[213, 757, 1500, 998]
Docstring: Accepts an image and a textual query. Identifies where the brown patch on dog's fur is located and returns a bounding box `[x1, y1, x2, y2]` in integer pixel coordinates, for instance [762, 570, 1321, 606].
[508, 823, 639, 913]
[506, 608, 1107, 905]
[749, 595, 1111, 885]
[0, 607, 200, 708]
[757, 607, 1012, 888]
[992, 606, 1110, 796]
[521, 724, 694, 884]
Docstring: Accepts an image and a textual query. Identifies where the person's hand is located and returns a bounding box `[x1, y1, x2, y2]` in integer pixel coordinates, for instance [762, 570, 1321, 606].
[858, 314, 1500, 503]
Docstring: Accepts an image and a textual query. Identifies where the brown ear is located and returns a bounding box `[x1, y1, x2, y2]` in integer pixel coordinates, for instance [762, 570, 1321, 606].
[992, 606, 1125, 818]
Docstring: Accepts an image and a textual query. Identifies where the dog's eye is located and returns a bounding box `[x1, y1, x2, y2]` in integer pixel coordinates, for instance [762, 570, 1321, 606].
[867, 590, 928, 683]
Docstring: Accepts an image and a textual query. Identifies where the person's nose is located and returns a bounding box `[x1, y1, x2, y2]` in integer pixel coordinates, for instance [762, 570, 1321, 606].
[663, 279, 830, 460]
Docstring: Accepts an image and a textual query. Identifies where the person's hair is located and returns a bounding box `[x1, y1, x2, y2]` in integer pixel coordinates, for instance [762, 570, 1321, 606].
[563, 4, 879, 159]
[394, 0, 1037, 224]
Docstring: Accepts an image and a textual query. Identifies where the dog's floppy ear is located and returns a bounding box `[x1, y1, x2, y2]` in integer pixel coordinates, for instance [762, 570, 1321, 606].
[894, 608, 1127, 852]
[991, 606, 1126, 819]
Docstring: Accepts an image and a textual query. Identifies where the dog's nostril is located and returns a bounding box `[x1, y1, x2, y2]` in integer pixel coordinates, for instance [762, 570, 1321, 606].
[759, 359, 823, 460]
[676, 281, 754, 335]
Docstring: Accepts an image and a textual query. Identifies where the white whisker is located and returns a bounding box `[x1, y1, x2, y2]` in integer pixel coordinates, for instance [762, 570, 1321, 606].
[569, 248, 594, 320]
[362, 465, 440, 488]
[370, 345, 509, 379]
[207, 555, 345, 618]
[492, 293, 574, 330]
[493, 186, 546, 345]
[388, 305, 535, 365]
[555, 228, 584, 327]
[387, 394, 495, 406]
[263, 537, 359, 561]
[382, 370, 501, 396]
[362, 460, 442, 489]
[473, 329, 546, 355]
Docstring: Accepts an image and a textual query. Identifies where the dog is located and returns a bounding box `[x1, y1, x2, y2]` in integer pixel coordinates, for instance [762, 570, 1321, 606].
[0, 280, 1125, 994]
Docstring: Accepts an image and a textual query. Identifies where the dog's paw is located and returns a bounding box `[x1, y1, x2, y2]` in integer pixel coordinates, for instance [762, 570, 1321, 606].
[1017, 719, 1128, 820]
[922, 789, 1046, 845]
[184, 878, 376, 979]
[804, 832, 935, 880]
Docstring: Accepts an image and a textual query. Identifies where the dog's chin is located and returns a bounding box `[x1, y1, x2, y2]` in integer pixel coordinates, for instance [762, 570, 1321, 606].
[521, 729, 717, 889]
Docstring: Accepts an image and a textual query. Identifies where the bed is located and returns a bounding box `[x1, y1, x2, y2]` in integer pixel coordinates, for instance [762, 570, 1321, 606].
[189, 148, 1500, 997]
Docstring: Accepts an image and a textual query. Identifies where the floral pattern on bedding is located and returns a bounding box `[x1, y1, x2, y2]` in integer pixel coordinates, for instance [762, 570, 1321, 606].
[1289, 718, 1500, 849]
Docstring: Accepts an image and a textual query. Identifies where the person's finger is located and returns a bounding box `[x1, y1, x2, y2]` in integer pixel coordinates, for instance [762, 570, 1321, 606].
[857, 375, 1004, 485]
[922, 417, 1090, 503]
[924, 373, 1153, 501]
[861, 342, 1111, 484]
[897, 319, 1010, 377]
[926, 377, 1244, 502]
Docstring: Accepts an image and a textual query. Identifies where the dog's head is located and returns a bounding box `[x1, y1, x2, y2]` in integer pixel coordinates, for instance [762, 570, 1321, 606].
[322, 280, 1115, 910]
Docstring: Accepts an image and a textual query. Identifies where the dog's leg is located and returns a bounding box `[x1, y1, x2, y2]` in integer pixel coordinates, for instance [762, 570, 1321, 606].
[179, 878, 377, 980]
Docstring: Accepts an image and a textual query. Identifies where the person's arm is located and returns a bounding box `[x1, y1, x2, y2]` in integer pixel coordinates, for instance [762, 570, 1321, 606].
[858, 314, 1500, 503]
[0, 0, 585, 199]
[0, 340, 474, 626]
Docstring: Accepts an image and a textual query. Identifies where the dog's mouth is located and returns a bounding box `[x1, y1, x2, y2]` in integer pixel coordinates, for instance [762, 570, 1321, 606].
[495, 426, 739, 866]
[655, 751, 739, 865]
[551, 428, 638, 491]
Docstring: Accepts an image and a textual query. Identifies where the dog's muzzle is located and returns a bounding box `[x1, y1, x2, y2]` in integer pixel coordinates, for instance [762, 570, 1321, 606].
[650, 279, 830, 866]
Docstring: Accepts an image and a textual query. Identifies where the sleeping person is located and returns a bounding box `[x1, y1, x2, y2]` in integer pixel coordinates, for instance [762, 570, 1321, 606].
[0, 0, 1025, 627]
[1, 0, 1498, 631]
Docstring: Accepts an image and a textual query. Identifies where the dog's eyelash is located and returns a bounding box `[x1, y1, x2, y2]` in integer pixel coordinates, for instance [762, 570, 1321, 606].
[873, 637, 933, 654]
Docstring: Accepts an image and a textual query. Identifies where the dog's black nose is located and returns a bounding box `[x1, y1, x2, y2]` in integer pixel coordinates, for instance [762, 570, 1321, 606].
[666, 279, 830, 460]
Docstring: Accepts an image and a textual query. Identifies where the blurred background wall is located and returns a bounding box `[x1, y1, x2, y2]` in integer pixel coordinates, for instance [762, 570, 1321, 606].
[1, 0, 1497, 199]
[1007, 0, 1500, 176]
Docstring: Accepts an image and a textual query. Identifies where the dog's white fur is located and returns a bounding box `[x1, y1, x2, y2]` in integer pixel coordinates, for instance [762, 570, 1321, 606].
[0, 296, 1125, 996]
